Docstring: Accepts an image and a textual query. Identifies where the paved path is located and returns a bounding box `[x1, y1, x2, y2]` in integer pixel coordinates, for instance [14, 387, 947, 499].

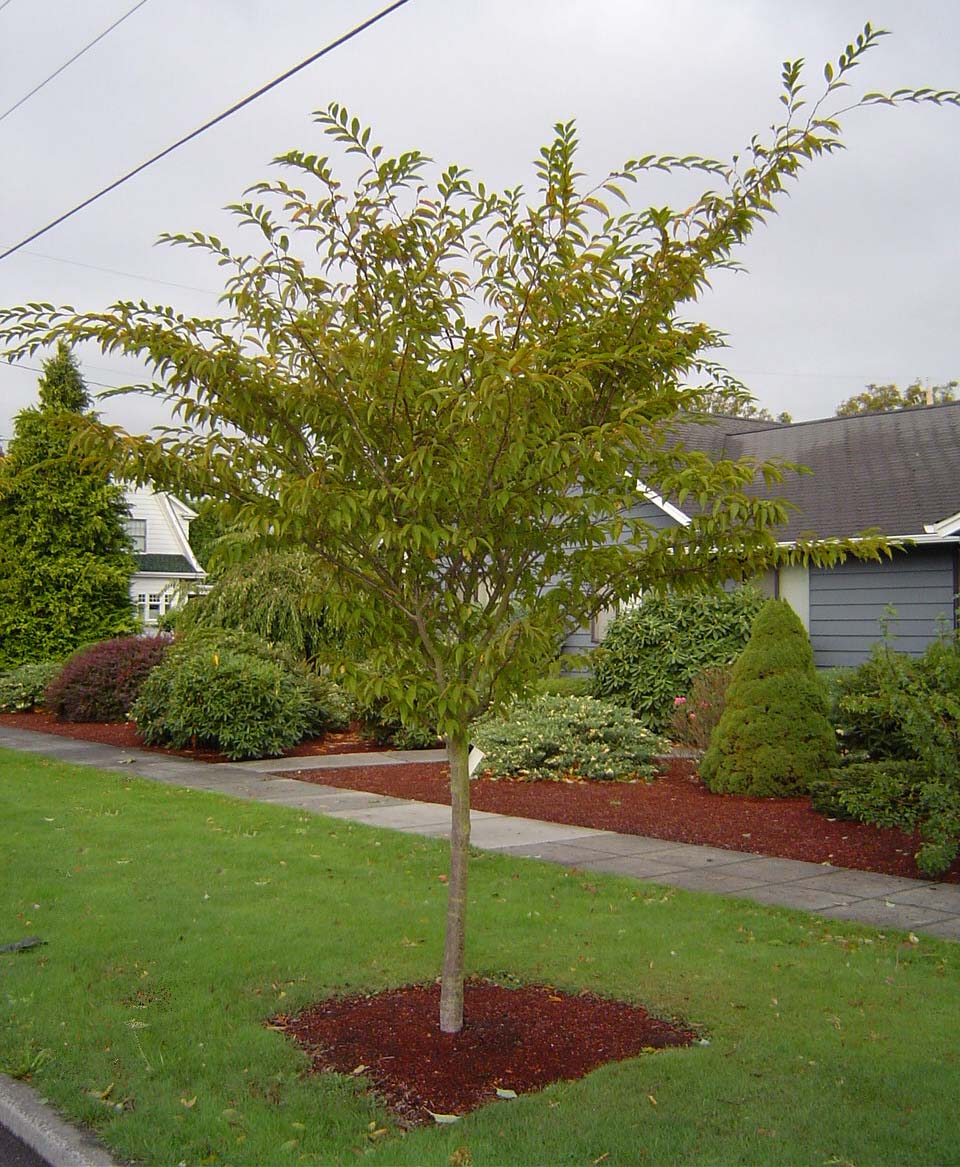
[3, 724, 959, 941]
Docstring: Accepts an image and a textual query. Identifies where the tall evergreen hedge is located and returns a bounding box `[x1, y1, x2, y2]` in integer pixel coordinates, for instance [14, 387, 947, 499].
[0, 344, 135, 668]
[700, 598, 837, 796]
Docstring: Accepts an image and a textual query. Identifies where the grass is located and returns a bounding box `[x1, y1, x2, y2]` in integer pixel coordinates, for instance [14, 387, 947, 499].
[1, 747, 958, 1166]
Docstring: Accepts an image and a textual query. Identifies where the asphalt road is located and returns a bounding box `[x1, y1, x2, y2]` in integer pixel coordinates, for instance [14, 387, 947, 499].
[0, 1120, 49, 1167]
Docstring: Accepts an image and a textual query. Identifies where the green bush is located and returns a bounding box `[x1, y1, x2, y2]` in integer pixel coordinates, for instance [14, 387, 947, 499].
[130, 630, 351, 760]
[533, 674, 593, 698]
[700, 599, 837, 796]
[471, 693, 664, 782]
[826, 636, 960, 876]
[667, 665, 732, 751]
[0, 660, 61, 712]
[813, 761, 960, 878]
[590, 588, 763, 730]
[352, 694, 439, 749]
[132, 647, 315, 761]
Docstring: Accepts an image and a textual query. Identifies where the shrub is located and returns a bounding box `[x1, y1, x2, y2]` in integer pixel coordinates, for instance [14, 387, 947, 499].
[534, 674, 593, 698]
[131, 642, 317, 761]
[0, 660, 61, 712]
[352, 695, 440, 749]
[44, 635, 171, 722]
[813, 761, 960, 878]
[700, 599, 837, 796]
[471, 693, 664, 782]
[590, 588, 763, 730]
[667, 665, 732, 751]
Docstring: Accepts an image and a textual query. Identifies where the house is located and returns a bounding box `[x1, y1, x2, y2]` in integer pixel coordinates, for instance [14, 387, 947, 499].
[122, 486, 206, 626]
[567, 403, 960, 667]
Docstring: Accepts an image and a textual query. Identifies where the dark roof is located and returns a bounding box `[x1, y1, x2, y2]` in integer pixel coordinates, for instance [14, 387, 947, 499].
[662, 403, 960, 541]
[137, 554, 204, 575]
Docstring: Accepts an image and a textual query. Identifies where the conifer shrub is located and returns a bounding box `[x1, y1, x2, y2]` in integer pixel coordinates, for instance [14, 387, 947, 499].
[0, 660, 62, 712]
[45, 635, 171, 722]
[590, 589, 763, 730]
[471, 693, 664, 782]
[700, 599, 837, 796]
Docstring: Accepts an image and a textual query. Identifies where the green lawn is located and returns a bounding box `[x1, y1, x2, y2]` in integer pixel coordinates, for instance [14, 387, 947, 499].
[1, 747, 958, 1166]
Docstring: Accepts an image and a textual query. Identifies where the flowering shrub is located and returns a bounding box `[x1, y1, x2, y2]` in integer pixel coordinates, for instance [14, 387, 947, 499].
[45, 635, 171, 722]
[667, 666, 732, 750]
[0, 660, 61, 712]
[471, 693, 665, 782]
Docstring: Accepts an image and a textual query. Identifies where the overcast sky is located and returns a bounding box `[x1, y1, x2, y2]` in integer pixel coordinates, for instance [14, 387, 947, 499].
[1, 0, 957, 444]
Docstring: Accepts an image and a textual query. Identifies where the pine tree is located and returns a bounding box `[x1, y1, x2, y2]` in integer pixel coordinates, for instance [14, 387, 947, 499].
[700, 599, 837, 796]
[0, 344, 136, 668]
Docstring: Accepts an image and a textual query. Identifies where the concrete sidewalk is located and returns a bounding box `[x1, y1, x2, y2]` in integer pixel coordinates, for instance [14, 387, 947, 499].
[3, 723, 959, 941]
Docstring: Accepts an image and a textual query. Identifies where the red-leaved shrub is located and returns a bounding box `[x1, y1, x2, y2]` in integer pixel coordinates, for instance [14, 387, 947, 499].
[45, 635, 172, 722]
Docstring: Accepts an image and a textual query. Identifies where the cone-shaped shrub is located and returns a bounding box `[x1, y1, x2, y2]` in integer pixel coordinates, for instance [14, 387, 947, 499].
[700, 599, 837, 796]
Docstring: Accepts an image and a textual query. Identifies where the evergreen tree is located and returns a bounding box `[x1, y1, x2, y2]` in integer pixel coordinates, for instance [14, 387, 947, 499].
[0, 344, 136, 667]
[700, 599, 837, 796]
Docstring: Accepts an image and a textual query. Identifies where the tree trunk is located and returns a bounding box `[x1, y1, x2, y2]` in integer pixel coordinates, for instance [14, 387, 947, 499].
[439, 730, 471, 1033]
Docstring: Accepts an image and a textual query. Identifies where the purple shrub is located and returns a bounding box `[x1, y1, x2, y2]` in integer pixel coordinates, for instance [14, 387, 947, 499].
[45, 634, 172, 722]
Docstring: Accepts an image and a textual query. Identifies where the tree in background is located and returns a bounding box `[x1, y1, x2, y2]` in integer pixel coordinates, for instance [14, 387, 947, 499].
[693, 389, 792, 423]
[835, 380, 957, 416]
[1, 28, 954, 1032]
[0, 344, 135, 668]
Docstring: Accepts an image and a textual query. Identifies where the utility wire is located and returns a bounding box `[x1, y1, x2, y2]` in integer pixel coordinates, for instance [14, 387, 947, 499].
[0, 0, 150, 124]
[0, 0, 16, 12]
[0, 0, 412, 263]
[23, 249, 216, 295]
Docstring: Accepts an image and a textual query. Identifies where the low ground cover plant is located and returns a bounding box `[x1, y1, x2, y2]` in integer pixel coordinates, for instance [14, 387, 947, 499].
[701, 599, 837, 796]
[45, 635, 171, 722]
[0, 659, 61, 712]
[590, 589, 763, 730]
[820, 637, 960, 876]
[471, 693, 664, 781]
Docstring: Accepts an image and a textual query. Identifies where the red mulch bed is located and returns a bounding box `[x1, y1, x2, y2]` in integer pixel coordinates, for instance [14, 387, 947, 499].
[271, 978, 695, 1125]
[0, 709, 385, 763]
[284, 756, 960, 884]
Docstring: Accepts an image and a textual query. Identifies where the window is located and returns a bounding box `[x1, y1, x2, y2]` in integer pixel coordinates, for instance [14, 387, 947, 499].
[136, 591, 172, 626]
[124, 518, 147, 553]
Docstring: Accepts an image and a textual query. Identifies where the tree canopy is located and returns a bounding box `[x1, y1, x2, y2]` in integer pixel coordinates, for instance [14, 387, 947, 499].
[1, 25, 955, 1031]
[0, 344, 135, 668]
[835, 380, 957, 416]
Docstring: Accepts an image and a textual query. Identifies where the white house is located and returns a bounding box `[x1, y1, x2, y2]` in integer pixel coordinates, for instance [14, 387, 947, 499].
[122, 486, 206, 626]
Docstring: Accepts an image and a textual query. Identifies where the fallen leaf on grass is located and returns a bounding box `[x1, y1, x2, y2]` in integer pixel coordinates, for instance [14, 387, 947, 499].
[495, 1087, 517, 1099]
[427, 1110, 460, 1124]
[181, 1096, 197, 1109]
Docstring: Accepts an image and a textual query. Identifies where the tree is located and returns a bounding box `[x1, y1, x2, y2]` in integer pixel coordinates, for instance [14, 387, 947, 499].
[835, 379, 957, 416]
[700, 599, 838, 796]
[693, 389, 793, 423]
[0, 344, 136, 668]
[1, 27, 955, 1031]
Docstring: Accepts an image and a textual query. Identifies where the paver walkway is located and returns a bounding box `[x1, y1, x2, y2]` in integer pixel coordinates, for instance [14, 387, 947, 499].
[3, 724, 959, 941]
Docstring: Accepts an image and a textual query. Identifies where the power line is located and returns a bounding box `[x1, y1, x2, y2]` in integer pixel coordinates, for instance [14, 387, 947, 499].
[23, 249, 216, 295]
[0, 1, 16, 12]
[0, 0, 412, 264]
[0, 0, 150, 124]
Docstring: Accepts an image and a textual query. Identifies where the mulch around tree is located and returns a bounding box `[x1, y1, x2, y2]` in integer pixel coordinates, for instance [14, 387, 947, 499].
[271, 978, 696, 1126]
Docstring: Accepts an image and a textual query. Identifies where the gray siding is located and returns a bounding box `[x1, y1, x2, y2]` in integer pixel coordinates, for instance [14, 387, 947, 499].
[809, 546, 957, 667]
[561, 500, 680, 656]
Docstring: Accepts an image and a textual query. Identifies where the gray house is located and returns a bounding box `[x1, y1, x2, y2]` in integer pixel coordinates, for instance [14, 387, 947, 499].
[568, 403, 960, 667]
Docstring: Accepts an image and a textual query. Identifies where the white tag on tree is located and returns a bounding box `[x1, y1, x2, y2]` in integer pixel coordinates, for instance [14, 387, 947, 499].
[468, 745, 486, 777]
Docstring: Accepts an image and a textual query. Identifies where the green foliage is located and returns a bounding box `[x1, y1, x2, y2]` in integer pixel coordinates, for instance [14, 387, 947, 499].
[835, 379, 957, 416]
[700, 600, 838, 796]
[591, 590, 763, 730]
[471, 693, 664, 782]
[45, 634, 171, 722]
[533, 673, 593, 698]
[826, 637, 960, 875]
[0, 660, 61, 712]
[131, 634, 322, 761]
[0, 345, 135, 669]
[667, 664, 732, 750]
[175, 549, 342, 663]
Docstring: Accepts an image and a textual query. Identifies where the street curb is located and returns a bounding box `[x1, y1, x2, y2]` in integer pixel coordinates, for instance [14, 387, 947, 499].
[0, 1074, 122, 1167]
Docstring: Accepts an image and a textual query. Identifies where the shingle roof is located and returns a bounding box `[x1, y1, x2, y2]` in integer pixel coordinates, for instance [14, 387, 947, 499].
[663, 403, 960, 541]
[137, 554, 204, 575]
